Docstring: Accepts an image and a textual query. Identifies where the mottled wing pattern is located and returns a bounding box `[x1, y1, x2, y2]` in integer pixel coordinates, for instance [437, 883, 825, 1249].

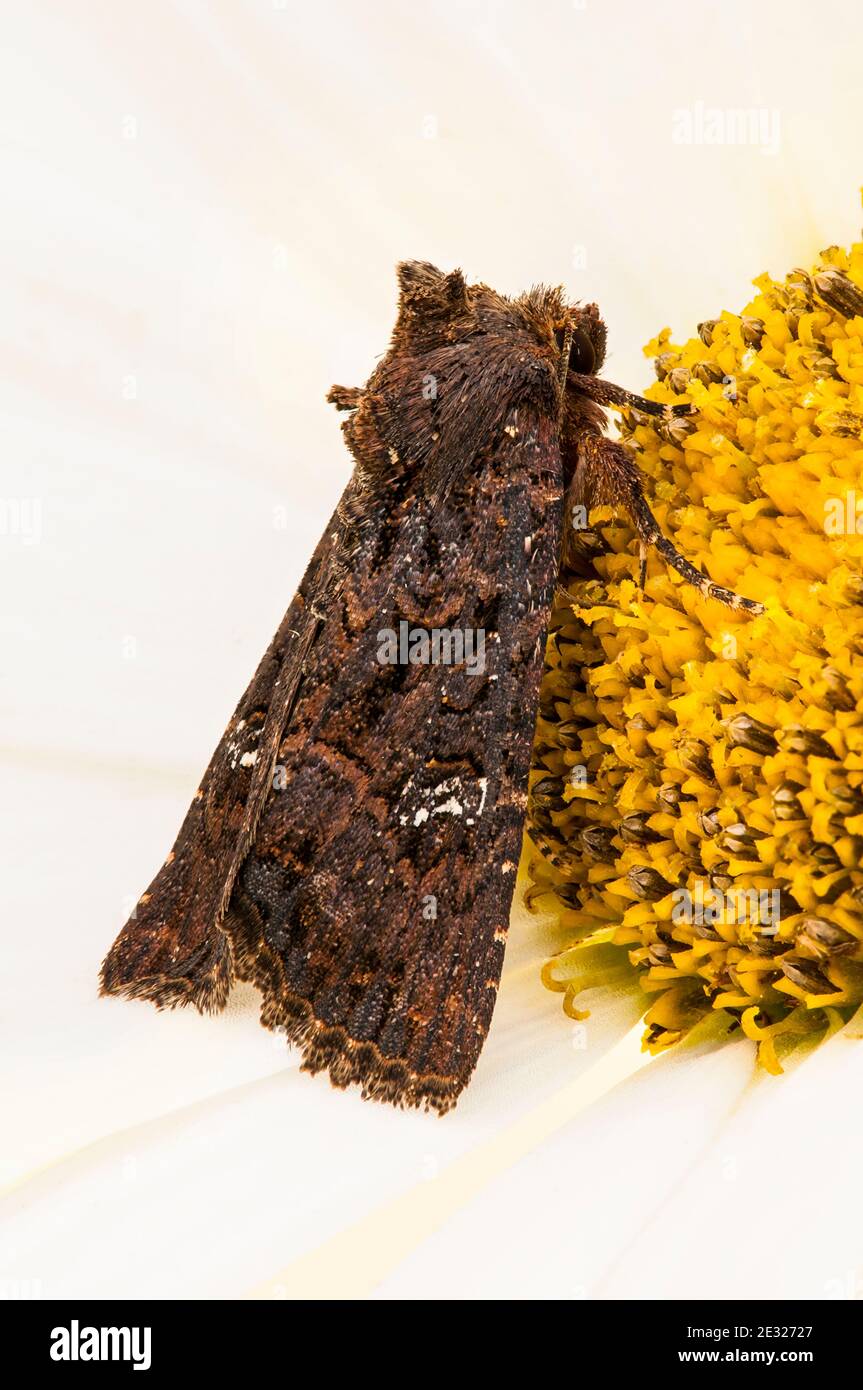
[102, 259, 572, 1112]
[227, 410, 562, 1111]
[99, 519, 339, 1011]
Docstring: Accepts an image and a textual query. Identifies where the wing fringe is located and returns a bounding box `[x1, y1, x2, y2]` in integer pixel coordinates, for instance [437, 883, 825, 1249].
[224, 896, 464, 1115]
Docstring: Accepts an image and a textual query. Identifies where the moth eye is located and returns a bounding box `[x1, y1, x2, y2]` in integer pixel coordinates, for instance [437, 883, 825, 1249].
[568, 327, 596, 376]
[553, 325, 596, 375]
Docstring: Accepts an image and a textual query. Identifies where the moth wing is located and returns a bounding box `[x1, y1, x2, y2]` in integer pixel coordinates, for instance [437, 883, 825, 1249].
[99, 515, 340, 1010]
[227, 409, 563, 1111]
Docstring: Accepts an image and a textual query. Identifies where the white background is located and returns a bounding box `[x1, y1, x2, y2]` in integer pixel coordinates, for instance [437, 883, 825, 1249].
[3, 0, 863, 1300]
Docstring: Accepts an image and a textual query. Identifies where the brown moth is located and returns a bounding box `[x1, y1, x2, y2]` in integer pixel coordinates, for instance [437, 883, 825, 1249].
[100, 261, 761, 1114]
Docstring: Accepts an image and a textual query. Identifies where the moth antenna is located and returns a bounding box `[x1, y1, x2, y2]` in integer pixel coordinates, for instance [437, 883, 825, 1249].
[581, 435, 763, 615]
[569, 372, 694, 420]
[646, 527, 763, 614]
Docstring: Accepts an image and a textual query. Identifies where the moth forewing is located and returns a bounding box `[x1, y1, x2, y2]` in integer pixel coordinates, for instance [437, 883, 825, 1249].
[102, 263, 568, 1112]
[99, 517, 341, 1012]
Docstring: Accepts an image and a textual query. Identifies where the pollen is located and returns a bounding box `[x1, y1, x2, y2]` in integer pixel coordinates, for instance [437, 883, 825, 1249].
[526, 223, 863, 1074]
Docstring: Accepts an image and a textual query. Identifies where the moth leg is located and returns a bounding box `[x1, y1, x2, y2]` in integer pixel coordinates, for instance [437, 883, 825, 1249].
[569, 372, 694, 420]
[578, 435, 764, 615]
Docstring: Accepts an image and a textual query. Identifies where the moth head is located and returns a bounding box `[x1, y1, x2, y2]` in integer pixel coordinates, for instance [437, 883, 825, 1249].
[333, 262, 606, 495]
[555, 303, 607, 377]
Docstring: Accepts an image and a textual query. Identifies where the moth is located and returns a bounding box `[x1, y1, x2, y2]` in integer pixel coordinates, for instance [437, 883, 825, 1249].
[101, 261, 761, 1114]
